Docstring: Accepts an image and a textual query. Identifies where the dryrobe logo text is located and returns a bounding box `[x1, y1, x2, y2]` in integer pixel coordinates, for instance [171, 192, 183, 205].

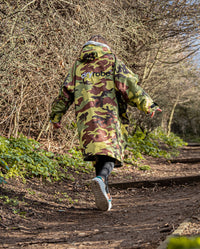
[81, 71, 111, 79]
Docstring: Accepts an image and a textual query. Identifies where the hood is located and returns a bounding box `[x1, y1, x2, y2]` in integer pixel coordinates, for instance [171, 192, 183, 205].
[79, 41, 112, 62]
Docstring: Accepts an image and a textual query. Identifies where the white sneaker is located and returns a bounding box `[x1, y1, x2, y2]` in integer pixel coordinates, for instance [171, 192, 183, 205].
[91, 176, 112, 211]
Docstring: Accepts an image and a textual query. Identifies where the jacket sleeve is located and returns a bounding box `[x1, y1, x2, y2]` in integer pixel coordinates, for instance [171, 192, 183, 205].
[114, 59, 158, 114]
[50, 64, 75, 123]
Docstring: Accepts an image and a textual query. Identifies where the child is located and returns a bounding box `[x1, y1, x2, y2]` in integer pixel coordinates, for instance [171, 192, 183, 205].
[50, 35, 162, 211]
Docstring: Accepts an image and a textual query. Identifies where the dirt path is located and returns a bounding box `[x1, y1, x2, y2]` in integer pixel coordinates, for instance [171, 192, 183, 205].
[0, 146, 200, 249]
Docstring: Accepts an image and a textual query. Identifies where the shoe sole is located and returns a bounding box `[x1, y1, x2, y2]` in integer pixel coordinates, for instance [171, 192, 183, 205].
[91, 177, 111, 211]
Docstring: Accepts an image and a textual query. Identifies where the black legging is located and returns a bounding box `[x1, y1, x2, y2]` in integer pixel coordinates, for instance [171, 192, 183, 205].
[94, 156, 115, 193]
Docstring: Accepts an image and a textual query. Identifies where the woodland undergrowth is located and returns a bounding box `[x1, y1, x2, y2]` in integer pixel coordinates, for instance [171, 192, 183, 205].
[0, 128, 186, 184]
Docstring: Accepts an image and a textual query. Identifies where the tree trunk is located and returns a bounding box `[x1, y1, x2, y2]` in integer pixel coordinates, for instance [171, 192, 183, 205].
[161, 112, 168, 133]
[167, 95, 179, 136]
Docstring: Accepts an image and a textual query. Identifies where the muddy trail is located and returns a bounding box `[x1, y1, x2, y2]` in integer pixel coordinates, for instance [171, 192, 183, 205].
[0, 145, 200, 249]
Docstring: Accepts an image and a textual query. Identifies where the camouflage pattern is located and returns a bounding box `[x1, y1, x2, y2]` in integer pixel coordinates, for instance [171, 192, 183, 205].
[50, 42, 158, 165]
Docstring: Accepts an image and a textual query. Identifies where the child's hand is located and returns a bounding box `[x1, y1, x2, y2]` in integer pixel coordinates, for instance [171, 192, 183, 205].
[150, 108, 162, 118]
[147, 103, 162, 118]
[53, 122, 61, 129]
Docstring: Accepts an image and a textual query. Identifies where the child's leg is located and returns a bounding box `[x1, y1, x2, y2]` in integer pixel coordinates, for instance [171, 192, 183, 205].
[94, 156, 114, 193]
[92, 156, 114, 211]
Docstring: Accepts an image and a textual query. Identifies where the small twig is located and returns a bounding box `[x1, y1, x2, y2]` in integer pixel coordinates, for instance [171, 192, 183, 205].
[0, 223, 7, 228]
[10, 0, 37, 46]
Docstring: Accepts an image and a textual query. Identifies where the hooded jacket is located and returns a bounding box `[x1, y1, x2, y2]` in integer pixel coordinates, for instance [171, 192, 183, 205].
[50, 41, 158, 165]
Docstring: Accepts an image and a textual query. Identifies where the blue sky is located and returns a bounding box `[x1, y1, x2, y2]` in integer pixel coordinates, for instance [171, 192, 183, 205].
[193, 50, 200, 68]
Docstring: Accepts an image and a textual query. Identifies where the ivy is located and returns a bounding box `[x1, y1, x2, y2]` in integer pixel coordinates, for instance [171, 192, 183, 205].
[0, 134, 93, 183]
[167, 237, 200, 249]
[0, 128, 187, 183]
[126, 127, 187, 164]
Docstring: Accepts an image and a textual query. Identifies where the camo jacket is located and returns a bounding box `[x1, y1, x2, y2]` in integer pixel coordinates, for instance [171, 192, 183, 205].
[50, 42, 158, 165]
